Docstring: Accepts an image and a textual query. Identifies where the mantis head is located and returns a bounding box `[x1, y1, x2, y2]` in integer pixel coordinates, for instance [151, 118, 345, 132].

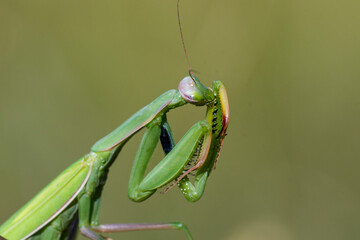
[178, 76, 215, 105]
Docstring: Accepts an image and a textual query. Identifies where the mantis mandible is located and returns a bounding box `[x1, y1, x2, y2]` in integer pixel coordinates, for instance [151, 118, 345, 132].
[0, 1, 229, 240]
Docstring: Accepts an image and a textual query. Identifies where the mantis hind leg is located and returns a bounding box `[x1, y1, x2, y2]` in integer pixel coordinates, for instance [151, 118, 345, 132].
[91, 222, 193, 239]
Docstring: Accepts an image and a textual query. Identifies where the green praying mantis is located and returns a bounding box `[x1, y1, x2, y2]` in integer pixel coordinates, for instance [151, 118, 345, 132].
[0, 75, 229, 240]
[0, 1, 229, 239]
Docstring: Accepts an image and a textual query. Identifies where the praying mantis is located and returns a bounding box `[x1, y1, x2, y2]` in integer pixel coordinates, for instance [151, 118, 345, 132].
[0, 1, 229, 239]
[0, 75, 229, 240]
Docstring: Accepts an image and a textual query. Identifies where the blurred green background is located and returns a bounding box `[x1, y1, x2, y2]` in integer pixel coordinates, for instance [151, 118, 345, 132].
[1, 0, 359, 239]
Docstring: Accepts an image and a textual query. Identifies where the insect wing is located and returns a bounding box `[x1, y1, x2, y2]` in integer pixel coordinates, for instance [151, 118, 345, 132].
[0, 158, 91, 239]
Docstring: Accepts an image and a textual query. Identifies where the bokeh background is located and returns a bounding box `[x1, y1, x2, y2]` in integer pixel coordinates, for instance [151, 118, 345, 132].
[1, 0, 359, 239]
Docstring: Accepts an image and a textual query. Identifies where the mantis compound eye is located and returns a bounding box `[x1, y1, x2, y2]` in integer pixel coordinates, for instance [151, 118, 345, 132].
[178, 76, 214, 106]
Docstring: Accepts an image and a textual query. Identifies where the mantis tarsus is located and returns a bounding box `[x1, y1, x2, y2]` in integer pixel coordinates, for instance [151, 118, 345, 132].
[0, 75, 229, 239]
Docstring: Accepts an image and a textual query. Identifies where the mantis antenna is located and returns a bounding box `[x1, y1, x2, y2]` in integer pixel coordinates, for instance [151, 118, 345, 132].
[177, 0, 195, 79]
